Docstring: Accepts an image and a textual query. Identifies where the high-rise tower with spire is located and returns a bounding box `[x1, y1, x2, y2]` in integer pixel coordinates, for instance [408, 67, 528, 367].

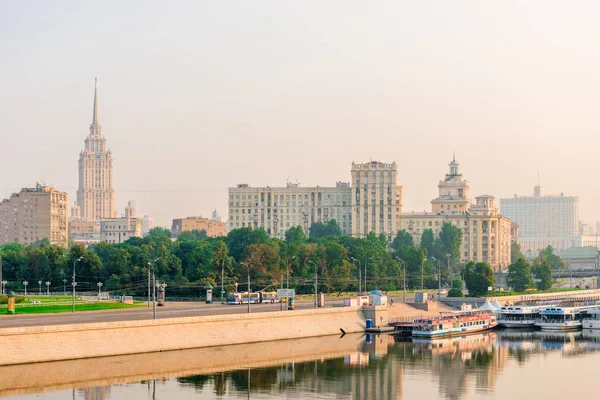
[76, 78, 115, 221]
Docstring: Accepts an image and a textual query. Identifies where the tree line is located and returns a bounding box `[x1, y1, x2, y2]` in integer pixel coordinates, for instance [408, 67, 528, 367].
[0, 220, 465, 298]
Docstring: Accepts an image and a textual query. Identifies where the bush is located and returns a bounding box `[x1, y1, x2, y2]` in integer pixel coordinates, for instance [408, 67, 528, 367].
[447, 288, 463, 298]
[0, 295, 26, 304]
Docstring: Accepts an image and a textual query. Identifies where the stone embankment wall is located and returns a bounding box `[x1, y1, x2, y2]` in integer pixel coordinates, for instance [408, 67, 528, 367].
[0, 333, 365, 397]
[0, 305, 387, 366]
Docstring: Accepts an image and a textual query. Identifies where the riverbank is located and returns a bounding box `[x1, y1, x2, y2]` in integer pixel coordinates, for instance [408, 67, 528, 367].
[0, 333, 367, 397]
[0, 305, 387, 366]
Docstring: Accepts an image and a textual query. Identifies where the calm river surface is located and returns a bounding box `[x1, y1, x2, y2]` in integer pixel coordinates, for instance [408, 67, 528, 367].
[5, 329, 600, 400]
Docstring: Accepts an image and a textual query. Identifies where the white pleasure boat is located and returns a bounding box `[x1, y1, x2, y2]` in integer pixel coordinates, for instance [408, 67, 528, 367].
[497, 305, 547, 328]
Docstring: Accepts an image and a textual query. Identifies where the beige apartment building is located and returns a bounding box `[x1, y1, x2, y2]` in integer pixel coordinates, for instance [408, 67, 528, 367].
[77, 79, 116, 221]
[171, 216, 227, 238]
[229, 182, 352, 238]
[351, 161, 403, 240]
[228, 161, 402, 241]
[0, 184, 68, 248]
[400, 158, 512, 270]
[100, 216, 143, 244]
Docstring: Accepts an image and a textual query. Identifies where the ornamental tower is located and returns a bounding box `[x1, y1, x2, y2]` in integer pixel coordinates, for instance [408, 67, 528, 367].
[430, 154, 471, 213]
[76, 78, 115, 221]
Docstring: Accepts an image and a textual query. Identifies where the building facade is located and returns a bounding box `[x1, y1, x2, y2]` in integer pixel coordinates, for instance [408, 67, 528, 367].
[0, 184, 68, 247]
[400, 159, 512, 270]
[171, 216, 227, 238]
[228, 181, 353, 239]
[76, 78, 115, 222]
[227, 161, 402, 241]
[100, 216, 143, 244]
[500, 186, 589, 252]
[350, 161, 403, 241]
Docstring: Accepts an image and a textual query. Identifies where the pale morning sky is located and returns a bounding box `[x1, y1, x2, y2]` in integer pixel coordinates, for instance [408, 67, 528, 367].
[1, 1, 599, 228]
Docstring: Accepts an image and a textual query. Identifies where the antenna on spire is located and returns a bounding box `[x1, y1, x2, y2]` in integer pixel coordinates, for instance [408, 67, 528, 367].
[453, 150, 456, 162]
[92, 77, 99, 124]
[537, 171, 540, 185]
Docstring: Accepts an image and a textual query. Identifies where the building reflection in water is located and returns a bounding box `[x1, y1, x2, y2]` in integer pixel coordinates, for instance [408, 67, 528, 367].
[13, 329, 600, 400]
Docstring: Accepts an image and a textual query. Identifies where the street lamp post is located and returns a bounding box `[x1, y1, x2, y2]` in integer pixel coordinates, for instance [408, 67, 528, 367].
[63, 279, 67, 295]
[97, 282, 103, 299]
[221, 256, 233, 304]
[72, 257, 82, 313]
[1, 280, 7, 296]
[351, 257, 361, 293]
[308, 261, 317, 308]
[23, 281, 28, 296]
[38, 280, 42, 295]
[446, 253, 452, 289]
[148, 258, 159, 318]
[396, 257, 406, 303]
[287, 256, 295, 291]
[241, 262, 250, 314]
[421, 257, 427, 291]
[45, 281, 51, 296]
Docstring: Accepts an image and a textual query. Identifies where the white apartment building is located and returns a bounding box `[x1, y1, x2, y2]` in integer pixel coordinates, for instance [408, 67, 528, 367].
[228, 181, 353, 239]
[228, 161, 403, 240]
[500, 186, 586, 252]
[100, 216, 143, 244]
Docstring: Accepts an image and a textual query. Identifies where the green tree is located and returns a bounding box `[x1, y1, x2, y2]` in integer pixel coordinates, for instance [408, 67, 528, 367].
[284, 226, 307, 245]
[511, 242, 525, 262]
[507, 258, 534, 292]
[148, 227, 172, 238]
[533, 261, 553, 290]
[391, 230, 414, 251]
[309, 219, 342, 239]
[463, 261, 495, 296]
[178, 230, 208, 241]
[420, 229, 434, 254]
[226, 228, 270, 261]
[434, 222, 463, 266]
[539, 246, 563, 270]
[448, 288, 463, 297]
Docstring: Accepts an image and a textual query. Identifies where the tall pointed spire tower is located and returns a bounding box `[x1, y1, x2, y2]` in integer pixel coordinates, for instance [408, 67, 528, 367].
[76, 78, 115, 221]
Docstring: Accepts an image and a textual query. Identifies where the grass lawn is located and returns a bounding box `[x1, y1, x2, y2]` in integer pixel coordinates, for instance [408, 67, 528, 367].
[0, 302, 144, 315]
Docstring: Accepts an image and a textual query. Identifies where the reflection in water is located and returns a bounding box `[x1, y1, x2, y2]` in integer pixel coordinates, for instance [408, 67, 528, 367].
[7, 330, 600, 400]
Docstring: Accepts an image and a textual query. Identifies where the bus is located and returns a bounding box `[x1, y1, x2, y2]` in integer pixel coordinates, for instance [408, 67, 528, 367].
[227, 291, 279, 304]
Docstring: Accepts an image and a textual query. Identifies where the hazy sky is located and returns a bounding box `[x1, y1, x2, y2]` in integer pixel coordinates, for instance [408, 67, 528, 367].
[1, 1, 599, 228]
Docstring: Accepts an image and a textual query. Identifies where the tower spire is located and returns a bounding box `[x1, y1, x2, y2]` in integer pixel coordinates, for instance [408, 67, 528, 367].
[92, 77, 99, 124]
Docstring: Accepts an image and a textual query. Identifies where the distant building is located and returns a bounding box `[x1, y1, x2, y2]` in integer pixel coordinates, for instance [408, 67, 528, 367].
[400, 158, 513, 271]
[211, 209, 223, 223]
[227, 161, 402, 241]
[228, 181, 353, 238]
[350, 161, 403, 240]
[142, 215, 154, 236]
[0, 183, 68, 248]
[100, 216, 143, 244]
[171, 216, 226, 238]
[124, 200, 139, 218]
[500, 185, 595, 252]
[77, 79, 115, 221]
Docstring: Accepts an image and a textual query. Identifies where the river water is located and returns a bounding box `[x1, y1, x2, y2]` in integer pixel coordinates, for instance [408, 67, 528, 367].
[4, 329, 600, 400]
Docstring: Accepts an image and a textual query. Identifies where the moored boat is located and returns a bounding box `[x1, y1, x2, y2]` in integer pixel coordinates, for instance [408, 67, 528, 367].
[535, 305, 597, 331]
[497, 305, 546, 328]
[411, 310, 497, 338]
[582, 308, 600, 330]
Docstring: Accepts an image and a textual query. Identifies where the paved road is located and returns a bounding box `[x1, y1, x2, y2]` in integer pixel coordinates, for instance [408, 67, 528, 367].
[0, 299, 347, 329]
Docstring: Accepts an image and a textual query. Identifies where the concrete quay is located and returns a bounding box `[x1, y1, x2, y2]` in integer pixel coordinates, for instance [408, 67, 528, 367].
[0, 333, 367, 397]
[0, 305, 388, 366]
